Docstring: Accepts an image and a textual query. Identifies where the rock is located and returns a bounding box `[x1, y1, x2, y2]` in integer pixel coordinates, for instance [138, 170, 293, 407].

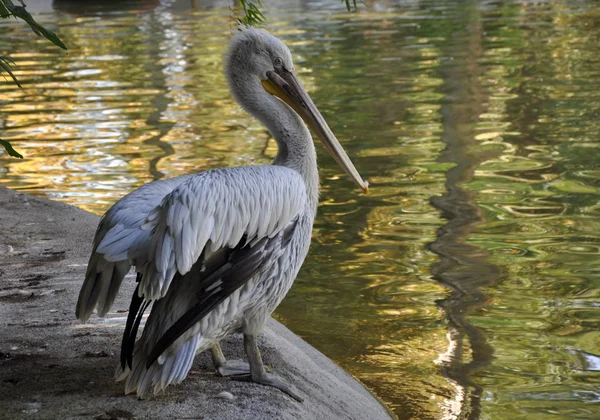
[216, 391, 235, 400]
[0, 186, 393, 420]
[94, 408, 136, 420]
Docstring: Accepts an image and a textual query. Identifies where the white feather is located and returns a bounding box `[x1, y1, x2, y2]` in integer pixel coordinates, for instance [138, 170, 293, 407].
[138, 166, 307, 301]
[76, 174, 196, 320]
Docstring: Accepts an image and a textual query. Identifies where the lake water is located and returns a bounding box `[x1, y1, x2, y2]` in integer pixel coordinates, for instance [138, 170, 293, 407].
[1, 0, 599, 418]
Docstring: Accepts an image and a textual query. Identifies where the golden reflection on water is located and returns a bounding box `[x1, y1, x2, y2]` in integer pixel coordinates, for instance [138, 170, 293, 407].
[2, 1, 600, 419]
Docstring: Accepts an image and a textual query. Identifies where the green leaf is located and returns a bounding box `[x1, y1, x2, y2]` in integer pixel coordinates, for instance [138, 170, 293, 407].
[0, 55, 22, 88]
[238, 0, 265, 26]
[0, 0, 10, 18]
[235, 0, 358, 26]
[9, 5, 67, 50]
[341, 0, 359, 12]
[0, 139, 23, 158]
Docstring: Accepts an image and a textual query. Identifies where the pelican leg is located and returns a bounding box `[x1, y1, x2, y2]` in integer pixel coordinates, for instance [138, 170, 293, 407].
[241, 333, 303, 402]
[211, 343, 251, 377]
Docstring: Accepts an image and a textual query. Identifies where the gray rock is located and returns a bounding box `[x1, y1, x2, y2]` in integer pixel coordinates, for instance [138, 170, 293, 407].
[217, 391, 235, 401]
[0, 186, 393, 420]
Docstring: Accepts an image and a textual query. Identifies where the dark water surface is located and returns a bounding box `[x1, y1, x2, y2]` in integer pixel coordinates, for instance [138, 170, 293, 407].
[2, 0, 600, 418]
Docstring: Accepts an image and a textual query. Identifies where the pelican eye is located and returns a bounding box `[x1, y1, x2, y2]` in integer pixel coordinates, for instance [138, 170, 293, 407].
[273, 57, 284, 69]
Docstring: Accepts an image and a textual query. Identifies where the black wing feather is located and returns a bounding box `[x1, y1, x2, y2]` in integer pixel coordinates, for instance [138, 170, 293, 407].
[146, 218, 298, 368]
[120, 273, 151, 370]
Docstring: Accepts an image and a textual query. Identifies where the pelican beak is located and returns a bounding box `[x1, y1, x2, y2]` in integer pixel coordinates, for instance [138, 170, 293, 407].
[262, 69, 368, 193]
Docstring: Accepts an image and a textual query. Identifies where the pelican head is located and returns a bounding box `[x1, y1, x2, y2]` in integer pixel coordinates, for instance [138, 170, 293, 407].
[225, 28, 368, 193]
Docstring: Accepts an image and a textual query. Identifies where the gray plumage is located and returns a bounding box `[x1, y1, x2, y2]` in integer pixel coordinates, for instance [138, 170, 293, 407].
[76, 27, 366, 400]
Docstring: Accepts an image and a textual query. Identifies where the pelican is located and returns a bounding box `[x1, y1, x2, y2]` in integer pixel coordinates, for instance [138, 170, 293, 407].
[75, 28, 368, 401]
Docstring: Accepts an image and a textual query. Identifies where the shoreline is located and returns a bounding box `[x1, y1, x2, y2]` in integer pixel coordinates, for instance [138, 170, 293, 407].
[0, 186, 393, 420]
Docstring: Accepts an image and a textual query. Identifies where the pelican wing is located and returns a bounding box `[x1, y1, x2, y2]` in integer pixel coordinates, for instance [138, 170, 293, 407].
[76, 175, 194, 321]
[144, 218, 298, 368]
[139, 165, 307, 300]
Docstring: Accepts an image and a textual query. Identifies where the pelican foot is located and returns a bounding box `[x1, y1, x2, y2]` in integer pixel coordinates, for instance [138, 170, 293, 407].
[235, 372, 303, 402]
[212, 343, 251, 376]
[242, 332, 303, 402]
[216, 360, 251, 377]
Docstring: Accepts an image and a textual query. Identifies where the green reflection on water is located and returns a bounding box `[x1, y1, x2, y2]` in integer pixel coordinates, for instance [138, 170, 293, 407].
[1, 0, 600, 418]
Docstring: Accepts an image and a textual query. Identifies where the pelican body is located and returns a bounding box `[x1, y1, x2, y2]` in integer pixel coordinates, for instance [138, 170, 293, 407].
[76, 28, 367, 400]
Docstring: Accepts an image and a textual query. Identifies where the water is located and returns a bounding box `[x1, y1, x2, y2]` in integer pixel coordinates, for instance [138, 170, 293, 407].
[1, 0, 600, 418]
